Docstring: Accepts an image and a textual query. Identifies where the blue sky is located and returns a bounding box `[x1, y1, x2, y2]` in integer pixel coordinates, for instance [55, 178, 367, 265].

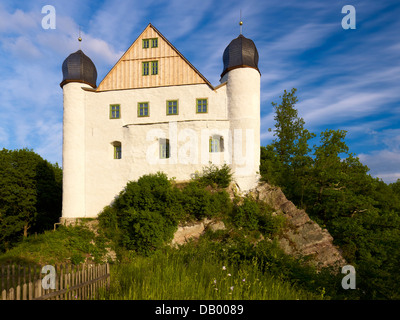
[0, 0, 399, 183]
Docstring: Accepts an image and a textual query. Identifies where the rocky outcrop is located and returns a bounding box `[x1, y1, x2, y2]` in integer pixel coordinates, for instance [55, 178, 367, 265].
[171, 219, 226, 246]
[250, 182, 346, 269]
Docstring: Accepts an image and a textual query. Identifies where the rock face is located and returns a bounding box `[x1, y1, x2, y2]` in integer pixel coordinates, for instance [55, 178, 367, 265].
[250, 182, 346, 269]
[171, 182, 345, 269]
[171, 219, 226, 246]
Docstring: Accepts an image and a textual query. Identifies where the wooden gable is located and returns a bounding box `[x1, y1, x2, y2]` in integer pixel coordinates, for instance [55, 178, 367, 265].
[96, 24, 212, 91]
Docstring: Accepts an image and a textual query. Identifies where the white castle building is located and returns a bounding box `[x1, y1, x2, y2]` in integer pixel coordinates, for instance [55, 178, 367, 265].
[60, 23, 261, 220]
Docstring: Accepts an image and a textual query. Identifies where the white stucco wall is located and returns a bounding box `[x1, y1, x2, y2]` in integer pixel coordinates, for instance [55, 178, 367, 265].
[223, 67, 261, 190]
[62, 70, 261, 219]
[62, 82, 90, 218]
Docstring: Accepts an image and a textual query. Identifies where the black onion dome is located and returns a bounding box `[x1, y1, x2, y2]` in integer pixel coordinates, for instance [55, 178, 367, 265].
[60, 50, 97, 88]
[220, 34, 260, 79]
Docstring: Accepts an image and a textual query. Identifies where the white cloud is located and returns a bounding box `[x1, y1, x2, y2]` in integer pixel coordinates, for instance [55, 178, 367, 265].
[0, 7, 38, 34]
[359, 150, 400, 184]
[8, 36, 42, 59]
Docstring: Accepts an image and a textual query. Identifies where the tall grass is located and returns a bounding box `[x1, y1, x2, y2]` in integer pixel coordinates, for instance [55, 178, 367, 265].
[99, 245, 321, 300]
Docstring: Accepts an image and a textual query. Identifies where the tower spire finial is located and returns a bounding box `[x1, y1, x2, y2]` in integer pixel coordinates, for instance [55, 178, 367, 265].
[239, 10, 243, 35]
[78, 26, 82, 49]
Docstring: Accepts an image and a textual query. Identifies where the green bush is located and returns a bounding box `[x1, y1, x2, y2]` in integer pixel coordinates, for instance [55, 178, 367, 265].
[99, 172, 195, 255]
[230, 197, 286, 237]
[195, 163, 233, 188]
[181, 181, 213, 219]
[231, 197, 260, 231]
[119, 208, 177, 255]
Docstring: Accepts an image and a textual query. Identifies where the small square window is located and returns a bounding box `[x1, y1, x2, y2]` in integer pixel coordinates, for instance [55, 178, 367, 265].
[196, 99, 208, 113]
[143, 39, 149, 48]
[110, 104, 120, 119]
[167, 100, 178, 115]
[151, 38, 158, 48]
[138, 102, 149, 117]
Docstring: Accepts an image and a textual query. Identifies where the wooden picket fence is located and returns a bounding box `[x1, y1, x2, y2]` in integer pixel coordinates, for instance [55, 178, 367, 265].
[0, 263, 110, 300]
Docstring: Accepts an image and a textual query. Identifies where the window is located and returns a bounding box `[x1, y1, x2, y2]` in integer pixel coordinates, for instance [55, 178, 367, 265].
[159, 138, 170, 159]
[110, 104, 120, 119]
[151, 61, 158, 75]
[142, 61, 158, 75]
[138, 102, 149, 117]
[142, 62, 149, 76]
[196, 99, 208, 113]
[166, 100, 178, 115]
[209, 135, 224, 153]
[113, 142, 122, 159]
[143, 38, 158, 48]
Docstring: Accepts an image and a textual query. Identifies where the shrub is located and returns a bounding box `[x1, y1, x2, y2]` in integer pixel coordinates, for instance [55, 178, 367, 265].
[98, 172, 183, 255]
[231, 196, 260, 231]
[195, 163, 233, 188]
[181, 181, 213, 219]
[119, 208, 177, 255]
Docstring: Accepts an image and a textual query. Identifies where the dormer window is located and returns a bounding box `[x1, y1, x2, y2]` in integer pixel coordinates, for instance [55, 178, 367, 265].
[142, 61, 158, 76]
[143, 38, 158, 48]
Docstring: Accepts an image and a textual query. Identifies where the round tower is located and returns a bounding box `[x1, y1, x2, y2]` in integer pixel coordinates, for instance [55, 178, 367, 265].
[60, 50, 97, 222]
[221, 34, 261, 190]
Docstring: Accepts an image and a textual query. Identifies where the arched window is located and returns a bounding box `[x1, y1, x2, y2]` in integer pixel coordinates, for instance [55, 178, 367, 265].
[209, 135, 224, 153]
[112, 141, 122, 159]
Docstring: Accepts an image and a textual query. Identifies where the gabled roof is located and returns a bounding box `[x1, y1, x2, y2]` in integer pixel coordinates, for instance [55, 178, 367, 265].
[96, 23, 213, 91]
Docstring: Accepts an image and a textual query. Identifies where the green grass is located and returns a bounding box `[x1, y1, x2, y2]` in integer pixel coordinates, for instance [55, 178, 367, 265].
[0, 225, 107, 265]
[99, 244, 322, 300]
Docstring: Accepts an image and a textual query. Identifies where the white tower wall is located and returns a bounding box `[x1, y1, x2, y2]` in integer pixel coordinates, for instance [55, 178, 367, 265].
[61, 82, 89, 219]
[223, 67, 260, 190]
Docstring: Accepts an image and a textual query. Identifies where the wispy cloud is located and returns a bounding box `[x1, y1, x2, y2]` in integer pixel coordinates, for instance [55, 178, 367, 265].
[0, 0, 399, 184]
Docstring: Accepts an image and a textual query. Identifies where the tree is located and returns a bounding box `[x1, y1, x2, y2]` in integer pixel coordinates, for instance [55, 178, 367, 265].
[269, 88, 315, 203]
[261, 89, 400, 299]
[0, 148, 62, 251]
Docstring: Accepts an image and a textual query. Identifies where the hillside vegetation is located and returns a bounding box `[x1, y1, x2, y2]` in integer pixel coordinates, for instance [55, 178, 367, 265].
[0, 89, 399, 300]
